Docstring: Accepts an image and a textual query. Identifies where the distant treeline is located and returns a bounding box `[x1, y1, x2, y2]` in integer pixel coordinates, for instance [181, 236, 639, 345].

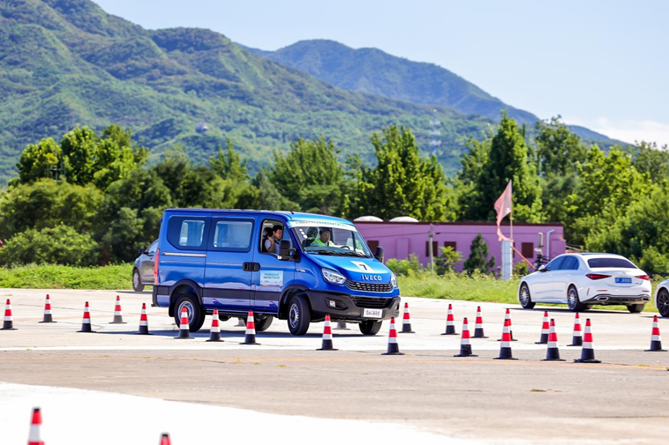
[1, 114, 668, 273]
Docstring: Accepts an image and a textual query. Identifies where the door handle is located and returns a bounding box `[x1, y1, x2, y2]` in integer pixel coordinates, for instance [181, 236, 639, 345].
[253, 263, 261, 272]
[243, 262, 261, 272]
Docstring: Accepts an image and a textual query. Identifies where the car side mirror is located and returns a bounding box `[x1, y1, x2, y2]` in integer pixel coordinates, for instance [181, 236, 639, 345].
[139, 248, 147, 255]
[538, 265, 547, 272]
[374, 247, 384, 263]
[278, 240, 295, 261]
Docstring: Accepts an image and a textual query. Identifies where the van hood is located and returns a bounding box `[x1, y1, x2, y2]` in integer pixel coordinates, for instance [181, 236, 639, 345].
[308, 255, 392, 283]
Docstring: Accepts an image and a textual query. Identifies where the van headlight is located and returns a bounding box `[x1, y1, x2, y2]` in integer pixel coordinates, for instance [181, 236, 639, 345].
[390, 272, 398, 288]
[322, 268, 346, 285]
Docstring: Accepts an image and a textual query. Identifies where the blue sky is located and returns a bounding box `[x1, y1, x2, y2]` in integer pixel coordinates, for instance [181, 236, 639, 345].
[94, 0, 669, 146]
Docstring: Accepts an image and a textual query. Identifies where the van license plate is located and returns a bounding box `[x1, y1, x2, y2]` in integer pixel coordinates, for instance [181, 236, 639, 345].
[615, 277, 632, 284]
[363, 309, 383, 318]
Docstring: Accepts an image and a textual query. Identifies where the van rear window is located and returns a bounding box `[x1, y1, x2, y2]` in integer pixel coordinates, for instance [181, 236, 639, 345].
[587, 258, 636, 269]
[167, 216, 209, 250]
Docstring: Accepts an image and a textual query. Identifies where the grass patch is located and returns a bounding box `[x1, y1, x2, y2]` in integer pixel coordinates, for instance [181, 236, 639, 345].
[398, 273, 660, 313]
[0, 263, 135, 290]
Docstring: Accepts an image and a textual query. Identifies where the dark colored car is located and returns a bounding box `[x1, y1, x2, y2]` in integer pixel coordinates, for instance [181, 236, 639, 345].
[132, 240, 158, 292]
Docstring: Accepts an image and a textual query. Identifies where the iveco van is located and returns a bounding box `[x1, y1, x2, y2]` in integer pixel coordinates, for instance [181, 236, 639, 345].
[152, 209, 401, 335]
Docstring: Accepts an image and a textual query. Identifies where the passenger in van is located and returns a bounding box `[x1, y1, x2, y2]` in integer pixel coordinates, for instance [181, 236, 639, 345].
[311, 228, 334, 247]
[264, 225, 283, 254]
[261, 227, 273, 252]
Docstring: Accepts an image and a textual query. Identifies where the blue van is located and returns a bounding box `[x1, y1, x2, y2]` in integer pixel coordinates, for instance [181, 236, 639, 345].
[152, 209, 401, 335]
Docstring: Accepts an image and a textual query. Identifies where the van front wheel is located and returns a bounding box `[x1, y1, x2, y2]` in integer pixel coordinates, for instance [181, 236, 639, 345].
[287, 294, 310, 336]
[359, 320, 382, 335]
[174, 294, 205, 333]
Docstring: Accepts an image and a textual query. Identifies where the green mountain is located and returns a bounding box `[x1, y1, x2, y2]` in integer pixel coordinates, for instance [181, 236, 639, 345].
[0, 0, 496, 183]
[248, 40, 618, 144]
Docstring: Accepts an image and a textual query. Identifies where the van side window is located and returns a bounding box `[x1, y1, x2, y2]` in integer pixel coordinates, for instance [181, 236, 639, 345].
[166, 216, 210, 250]
[259, 219, 287, 254]
[179, 220, 206, 247]
[211, 220, 253, 251]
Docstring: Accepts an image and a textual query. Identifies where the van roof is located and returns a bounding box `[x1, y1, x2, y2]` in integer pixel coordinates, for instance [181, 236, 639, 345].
[163, 209, 354, 225]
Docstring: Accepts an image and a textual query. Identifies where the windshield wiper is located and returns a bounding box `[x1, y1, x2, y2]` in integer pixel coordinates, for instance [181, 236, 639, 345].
[307, 249, 338, 255]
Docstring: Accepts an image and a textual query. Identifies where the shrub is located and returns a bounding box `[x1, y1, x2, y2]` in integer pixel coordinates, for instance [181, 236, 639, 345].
[0, 225, 99, 266]
[386, 254, 426, 277]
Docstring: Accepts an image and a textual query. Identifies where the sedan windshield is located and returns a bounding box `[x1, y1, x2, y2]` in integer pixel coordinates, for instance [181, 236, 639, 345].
[290, 224, 372, 258]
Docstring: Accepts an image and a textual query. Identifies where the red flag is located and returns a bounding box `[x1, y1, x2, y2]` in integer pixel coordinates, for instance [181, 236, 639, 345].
[494, 180, 512, 241]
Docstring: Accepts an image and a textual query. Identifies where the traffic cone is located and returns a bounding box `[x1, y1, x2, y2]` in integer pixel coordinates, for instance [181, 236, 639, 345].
[645, 315, 667, 352]
[176, 307, 191, 339]
[317, 315, 337, 351]
[441, 304, 457, 335]
[574, 318, 601, 363]
[381, 317, 404, 355]
[241, 311, 260, 345]
[454, 318, 477, 357]
[109, 295, 126, 324]
[160, 433, 171, 445]
[137, 303, 151, 335]
[567, 313, 583, 346]
[494, 316, 516, 360]
[207, 309, 223, 342]
[236, 317, 246, 327]
[27, 407, 44, 445]
[542, 319, 565, 361]
[473, 306, 487, 338]
[39, 294, 56, 323]
[334, 321, 350, 330]
[535, 311, 549, 344]
[401, 302, 415, 333]
[497, 308, 517, 341]
[77, 301, 95, 333]
[2, 299, 16, 330]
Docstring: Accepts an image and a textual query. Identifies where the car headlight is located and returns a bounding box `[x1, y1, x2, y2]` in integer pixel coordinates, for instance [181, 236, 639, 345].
[322, 268, 346, 285]
[390, 272, 398, 289]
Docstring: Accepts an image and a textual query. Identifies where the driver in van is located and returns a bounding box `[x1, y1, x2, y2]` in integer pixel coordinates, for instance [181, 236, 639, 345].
[310, 228, 334, 247]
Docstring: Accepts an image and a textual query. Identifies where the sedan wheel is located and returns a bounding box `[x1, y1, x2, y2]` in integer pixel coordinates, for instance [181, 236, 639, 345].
[658, 289, 669, 318]
[567, 286, 586, 312]
[519, 283, 535, 309]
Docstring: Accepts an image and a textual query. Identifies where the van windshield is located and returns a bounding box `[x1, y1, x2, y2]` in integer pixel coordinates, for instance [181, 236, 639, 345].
[290, 224, 372, 258]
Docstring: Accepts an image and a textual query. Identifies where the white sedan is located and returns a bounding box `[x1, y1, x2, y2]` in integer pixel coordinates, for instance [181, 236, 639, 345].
[518, 253, 652, 313]
[655, 280, 669, 318]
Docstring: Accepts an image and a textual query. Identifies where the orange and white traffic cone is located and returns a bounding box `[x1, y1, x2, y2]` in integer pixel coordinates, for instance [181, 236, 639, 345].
[646, 315, 666, 352]
[176, 307, 191, 339]
[542, 319, 565, 361]
[137, 303, 151, 335]
[39, 294, 56, 323]
[401, 302, 415, 333]
[207, 310, 223, 342]
[473, 306, 487, 338]
[2, 299, 16, 330]
[236, 317, 246, 327]
[567, 313, 583, 346]
[241, 311, 260, 345]
[441, 304, 457, 335]
[535, 311, 549, 344]
[494, 316, 516, 360]
[77, 301, 95, 333]
[317, 315, 337, 351]
[27, 407, 44, 445]
[497, 308, 517, 341]
[334, 321, 350, 330]
[454, 317, 477, 357]
[160, 433, 171, 445]
[110, 295, 126, 324]
[382, 317, 404, 355]
[574, 318, 601, 363]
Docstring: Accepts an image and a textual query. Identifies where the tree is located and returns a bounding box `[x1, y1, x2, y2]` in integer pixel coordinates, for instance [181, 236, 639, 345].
[463, 233, 495, 274]
[467, 112, 543, 222]
[535, 117, 587, 177]
[13, 138, 63, 185]
[236, 171, 300, 211]
[209, 139, 249, 182]
[349, 125, 453, 221]
[625, 141, 669, 185]
[435, 245, 463, 275]
[269, 137, 347, 215]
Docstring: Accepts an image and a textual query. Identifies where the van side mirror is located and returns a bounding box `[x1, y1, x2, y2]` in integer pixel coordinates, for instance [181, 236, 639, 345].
[278, 240, 295, 260]
[374, 247, 384, 263]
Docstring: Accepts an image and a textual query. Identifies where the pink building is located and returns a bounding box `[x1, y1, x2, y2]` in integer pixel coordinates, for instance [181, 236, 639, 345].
[354, 220, 566, 271]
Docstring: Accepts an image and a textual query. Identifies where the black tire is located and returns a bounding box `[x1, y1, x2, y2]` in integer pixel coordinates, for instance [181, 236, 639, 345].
[173, 294, 205, 332]
[627, 304, 645, 313]
[519, 283, 535, 309]
[359, 320, 383, 335]
[254, 315, 274, 332]
[567, 286, 586, 312]
[132, 269, 144, 293]
[287, 294, 311, 336]
[657, 289, 669, 318]
[217, 314, 231, 322]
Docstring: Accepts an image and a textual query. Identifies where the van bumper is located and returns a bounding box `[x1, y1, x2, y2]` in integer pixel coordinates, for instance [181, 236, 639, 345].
[306, 290, 401, 322]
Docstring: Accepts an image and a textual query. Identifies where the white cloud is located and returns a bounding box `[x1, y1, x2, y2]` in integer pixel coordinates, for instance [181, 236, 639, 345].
[575, 118, 669, 148]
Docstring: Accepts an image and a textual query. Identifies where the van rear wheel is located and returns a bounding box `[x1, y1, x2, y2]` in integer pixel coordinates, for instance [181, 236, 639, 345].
[287, 294, 310, 336]
[174, 294, 205, 333]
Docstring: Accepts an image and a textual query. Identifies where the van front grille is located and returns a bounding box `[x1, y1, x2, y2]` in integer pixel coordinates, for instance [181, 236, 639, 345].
[346, 280, 393, 293]
[350, 296, 393, 309]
